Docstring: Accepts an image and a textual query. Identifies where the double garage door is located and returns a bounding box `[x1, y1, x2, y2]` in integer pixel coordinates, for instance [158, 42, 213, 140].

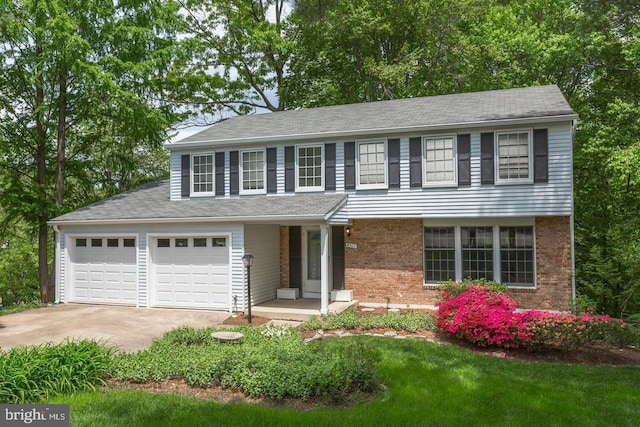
[68, 235, 230, 309]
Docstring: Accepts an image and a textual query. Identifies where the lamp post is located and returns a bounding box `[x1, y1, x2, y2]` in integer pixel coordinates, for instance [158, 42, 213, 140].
[242, 253, 255, 324]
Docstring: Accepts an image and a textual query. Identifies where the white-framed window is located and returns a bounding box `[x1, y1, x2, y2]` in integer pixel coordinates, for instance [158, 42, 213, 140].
[296, 144, 323, 191]
[423, 220, 535, 288]
[357, 140, 387, 189]
[500, 226, 535, 286]
[423, 135, 456, 186]
[496, 130, 533, 183]
[240, 149, 266, 194]
[424, 227, 456, 283]
[191, 153, 214, 195]
[461, 226, 494, 281]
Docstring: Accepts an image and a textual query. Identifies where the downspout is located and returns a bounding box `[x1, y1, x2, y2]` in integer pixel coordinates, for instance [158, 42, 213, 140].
[52, 225, 61, 304]
[570, 119, 577, 304]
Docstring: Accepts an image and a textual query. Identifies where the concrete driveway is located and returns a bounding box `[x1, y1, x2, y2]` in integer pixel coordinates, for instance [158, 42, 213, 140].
[0, 304, 232, 352]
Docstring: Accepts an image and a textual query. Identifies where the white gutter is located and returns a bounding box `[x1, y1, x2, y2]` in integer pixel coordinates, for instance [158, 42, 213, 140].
[48, 214, 332, 227]
[165, 114, 579, 150]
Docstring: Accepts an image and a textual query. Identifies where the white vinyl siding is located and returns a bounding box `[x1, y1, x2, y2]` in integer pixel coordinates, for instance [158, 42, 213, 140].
[423, 135, 456, 186]
[240, 149, 266, 194]
[357, 140, 387, 189]
[495, 130, 533, 184]
[344, 122, 572, 218]
[168, 121, 571, 219]
[243, 224, 280, 305]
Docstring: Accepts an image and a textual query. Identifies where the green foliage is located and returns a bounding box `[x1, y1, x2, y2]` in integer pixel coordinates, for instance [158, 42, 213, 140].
[108, 325, 378, 401]
[437, 279, 508, 300]
[0, 340, 113, 403]
[299, 307, 436, 333]
[0, 231, 39, 306]
[59, 338, 640, 427]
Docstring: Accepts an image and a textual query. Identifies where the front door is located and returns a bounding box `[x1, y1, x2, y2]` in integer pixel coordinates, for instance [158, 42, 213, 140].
[303, 228, 322, 298]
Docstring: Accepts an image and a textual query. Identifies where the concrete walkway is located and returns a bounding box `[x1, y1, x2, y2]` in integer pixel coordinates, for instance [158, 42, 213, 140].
[0, 304, 232, 352]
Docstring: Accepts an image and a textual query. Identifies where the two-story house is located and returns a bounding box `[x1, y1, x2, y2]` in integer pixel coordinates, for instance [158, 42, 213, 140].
[50, 85, 577, 315]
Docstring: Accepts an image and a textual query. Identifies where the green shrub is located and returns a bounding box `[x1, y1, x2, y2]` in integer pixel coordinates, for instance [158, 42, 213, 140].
[108, 325, 379, 401]
[438, 279, 508, 301]
[0, 340, 113, 403]
[299, 307, 436, 332]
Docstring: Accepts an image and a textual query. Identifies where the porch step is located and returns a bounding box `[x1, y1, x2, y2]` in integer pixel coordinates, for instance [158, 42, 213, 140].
[252, 299, 358, 322]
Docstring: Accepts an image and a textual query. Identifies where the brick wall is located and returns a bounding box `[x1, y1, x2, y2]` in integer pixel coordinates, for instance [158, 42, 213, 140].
[344, 219, 439, 306]
[279, 226, 289, 288]
[280, 217, 573, 309]
[510, 216, 573, 309]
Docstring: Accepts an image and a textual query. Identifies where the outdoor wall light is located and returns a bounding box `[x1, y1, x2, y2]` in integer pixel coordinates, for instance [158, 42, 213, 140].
[346, 227, 351, 237]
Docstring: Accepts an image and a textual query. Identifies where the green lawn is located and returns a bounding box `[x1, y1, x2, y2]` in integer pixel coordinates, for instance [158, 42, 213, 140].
[55, 337, 640, 427]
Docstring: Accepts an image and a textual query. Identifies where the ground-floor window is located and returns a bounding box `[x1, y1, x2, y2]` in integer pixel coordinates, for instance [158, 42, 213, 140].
[424, 222, 535, 287]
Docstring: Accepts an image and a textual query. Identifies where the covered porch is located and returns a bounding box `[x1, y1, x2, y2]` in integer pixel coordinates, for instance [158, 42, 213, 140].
[252, 298, 358, 322]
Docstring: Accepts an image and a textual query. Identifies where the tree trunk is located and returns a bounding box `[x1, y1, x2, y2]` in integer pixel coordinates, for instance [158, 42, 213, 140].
[35, 11, 52, 303]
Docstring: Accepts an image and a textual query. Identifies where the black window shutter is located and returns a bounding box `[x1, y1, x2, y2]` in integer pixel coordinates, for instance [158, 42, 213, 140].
[284, 146, 295, 192]
[215, 152, 225, 196]
[229, 151, 239, 195]
[325, 143, 336, 190]
[181, 154, 190, 197]
[480, 132, 495, 184]
[533, 128, 549, 183]
[409, 137, 422, 187]
[344, 142, 356, 190]
[457, 134, 471, 186]
[388, 138, 400, 188]
[266, 147, 277, 193]
[332, 226, 345, 290]
[289, 226, 301, 289]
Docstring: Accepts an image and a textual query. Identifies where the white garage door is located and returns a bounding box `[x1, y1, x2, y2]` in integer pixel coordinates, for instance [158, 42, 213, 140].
[151, 236, 230, 309]
[69, 237, 137, 305]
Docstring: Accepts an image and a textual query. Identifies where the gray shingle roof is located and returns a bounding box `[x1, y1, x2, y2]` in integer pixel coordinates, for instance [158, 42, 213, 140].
[50, 179, 347, 224]
[173, 85, 576, 146]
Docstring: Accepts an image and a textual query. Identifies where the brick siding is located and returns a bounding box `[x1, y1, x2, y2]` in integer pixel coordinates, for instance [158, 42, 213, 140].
[279, 217, 572, 309]
[510, 216, 573, 309]
[279, 226, 289, 288]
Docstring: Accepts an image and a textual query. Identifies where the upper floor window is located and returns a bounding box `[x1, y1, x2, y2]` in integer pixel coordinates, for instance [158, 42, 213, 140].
[241, 149, 266, 194]
[192, 154, 214, 195]
[423, 135, 456, 186]
[496, 130, 533, 183]
[357, 140, 387, 189]
[297, 145, 323, 191]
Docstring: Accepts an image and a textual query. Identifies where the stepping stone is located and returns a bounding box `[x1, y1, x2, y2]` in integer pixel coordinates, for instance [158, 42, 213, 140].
[360, 308, 375, 312]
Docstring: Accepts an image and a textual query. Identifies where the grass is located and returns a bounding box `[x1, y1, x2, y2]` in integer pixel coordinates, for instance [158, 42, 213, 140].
[0, 301, 46, 316]
[52, 336, 640, 427]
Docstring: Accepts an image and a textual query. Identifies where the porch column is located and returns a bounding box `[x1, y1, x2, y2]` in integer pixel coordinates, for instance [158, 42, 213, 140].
[320, 224, 329, 315]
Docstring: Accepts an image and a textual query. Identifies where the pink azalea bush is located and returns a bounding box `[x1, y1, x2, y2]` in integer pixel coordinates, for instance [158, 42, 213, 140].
[436, 286, 531, 348]
[437, 285, 633, 351]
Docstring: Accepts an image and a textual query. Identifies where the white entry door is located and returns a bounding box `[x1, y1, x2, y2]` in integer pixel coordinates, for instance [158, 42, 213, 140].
[303, 228, 322, 298]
